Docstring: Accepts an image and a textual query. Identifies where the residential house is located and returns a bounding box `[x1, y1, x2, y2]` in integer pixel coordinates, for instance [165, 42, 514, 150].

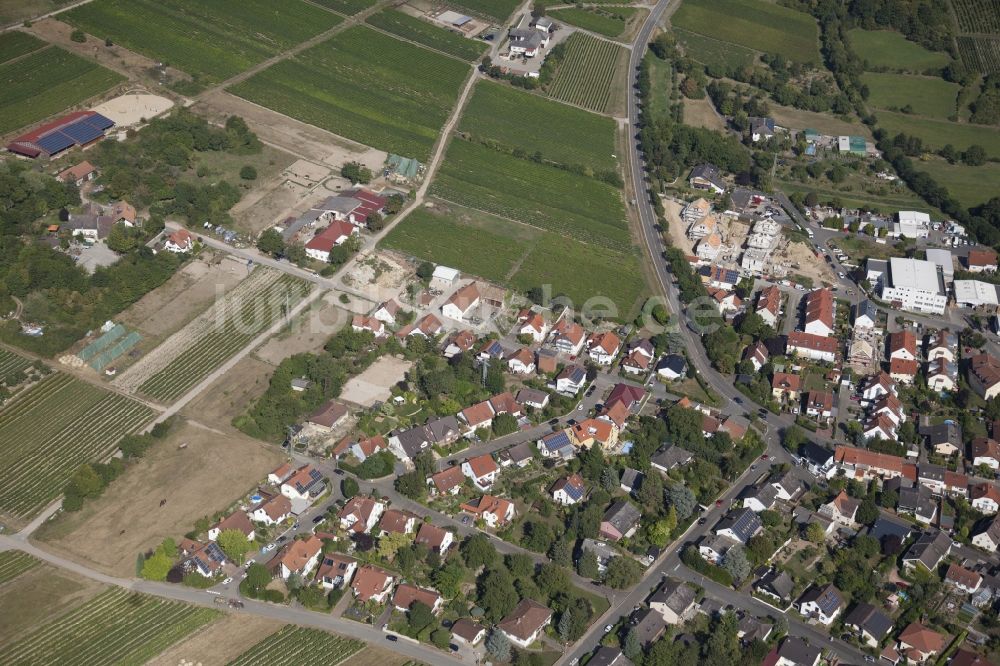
[972, 437, 1000, 469]
[414, 522, 453, 554]
[920, 421, 961, 457]
[351, 564, 395, 603]
[630, 609, 668, 647]
[803, 390, 834, 422]
[550, 473, 586, 506]
[508, 27, 542, 57]
[967, 248, 998, 273]
[277, 536, 323, 580]
[889, 357, 919, 384]
[771, 470, 805, 501]
[580, 538, 617, 574]
[208, 510, 255, 542]
[926, 357, 957, 392]
[392, 583, 443, 614]
[389, 425, 433, 463]
[338, 496, 385, 534]
[744, 341, 769, 372]
[537, 429, 575, 460]
[605, 383, 646, 411]
[844, 603, 894, 648]
[350, 435, 388, 462]
[899, 484, 937, 524]
[945, 563, 983, 594]
[755, 569, 794, 607]
[506, 348, 535, 374]
[786, 331, 838, 363]
[771, 372, 801, 404]
[180, 539, 227, 578]
[316, 553, 357, 590]
[305, 401, 349, 432]
[896, 622, 945, 663]
[373, 299, 402, 324]
[740, 483, 778, 513]
[698, 533, 738, 564]
[570, 418, 619, 451]
[863, 413, 897, 441]
[396, 313, 442, 340]
[688, 212, 718, 239]
[250, 495, 292, 526]
[714, 507, 762, 544]
[536, 348, 558, 374]
[682, 197, 712, 224]
[443, 330, 476, 358]
[58, 160, 97, 186]
[650, 445, 693, 474]
[803, 288, 834, 337]
[768, 636, 821, 666]
[918, 465, 947, 495]
[620, 468, 644, 496]
[689, 163, 726, 194]
[648, 579, 697, 624]
[517, 310, 548, 343]
[656, 354, 688, 380]
[280, 465, 324, 502]
[969, 353, 1000, 400]
[304, 220, 358, 262]
[427, 466, 465, 496]
[462, 454, 499, 491]
[697, 233, 724, 262]
[950, 650, 992, 666]
[459, 495, 515, 528]
[798, 584, 845, 625]
[756, 286, 782, 328]
[164, 229, 194, 253]
[888, 331, 917, 362]
[553, 365, 587, 395]
[516, 387, 549, 410]
[797, 442, 834, 476]
[750, 116, 776, 141]
[620, 339, 655, 375]
[833, 446, 911, 481]
[926, 329, 957, 362]
[451, 618, 485, 646]
[973, 516, 1000, 552]
[498, 598, 552, 648]
[549, 318, 586, 355]
[819, 490, 859, 525]
[587, 331, 621, 365]
[873, 393, 905, 427]
[378, 508, 419, 536]
[903, 531, 951, 571]
[861, 372, 897, 401]
[853, 299, 878, 329]
[971, 483, 1000, 514]
[600, 500, 642, 541]
[442, 282, 480, 321]
[351, 315, 386, 339]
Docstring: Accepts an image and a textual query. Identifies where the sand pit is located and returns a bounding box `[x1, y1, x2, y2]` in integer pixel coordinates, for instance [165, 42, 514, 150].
[341, 355, 412, 407]
[92, 93, 174, 127]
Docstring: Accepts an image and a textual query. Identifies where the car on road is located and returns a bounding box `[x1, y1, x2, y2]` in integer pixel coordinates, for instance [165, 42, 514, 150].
[261, 543, 275, 553]
[734, 397, 742, 404]
[334, 469, 344, 475]
[277, 535, 288, 543]
[750, 464, 757, 471]
[385, 635, 398, 642]
[293, 522, 300, 529]
[838, 272, 846, 279]
[461, 515, 470, 524]
[577, 403, 583, 411]
[758, 408, 768, 417]
[604, 624, 613, 634]
[698, 518, 707, 525]
[312, 515, 324, 524]
[221, 577, 232, 586]
[715, 499, 723, 507]
[864, 657, 875, 663]
[760, 454, 769, 460]
[548, 418, 560, 426]
[953, 541, 963, 549]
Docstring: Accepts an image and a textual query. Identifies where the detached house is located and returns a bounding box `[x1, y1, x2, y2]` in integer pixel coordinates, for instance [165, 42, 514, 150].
[250, 494, 292, 526]
[351, 564, 395, 603]
[339, 496, 386, 534]
[316, 553, 357, 590]
[648, 579, 696, 625]
[498, 599, 552, 648]
[208, 510, 255, 542]
[896, 622, 945, 663]
[427, 466, 465, 496]
[351, 315, 386, 338]
[844, 603, 893, 648]
[506, 348, 535, 375]
[971, 483, 1000, 514]
[798, 584, 845, 625]
[744, 341, 769, 372]
[803, 288, 834, 337]
[414, 522, 453, 554]
[378, 508, 419, 536]
[550, 473, 586, 506]
[756, 285, 782, 328]
[517, 310, 548, 343]
[803, 390, 834, 421]
[442, 283, 480, 321]
[460, 495, 515, 528]
[393, 583, 443, 614]
[771, 372, 801, 403]
[969, 353, 1000, 400]
[277, 536, 323, 580]
[903, 531, 951, 571]
[553, 365, 587, 395]
[973, 516, 1000, 552]
[888, 330, 917, 361]
[461, 454, 499, 491]
[714, 507, 762, 544]
[373, 299, 402, 324]
[689, 163, 726, 194]
[786, 331, 838, 363]
[819, 490, 859, 525]
[587, 331, 621, 365]
[755, 569, 794, 607]
[621, 338, 655, 375]
[945, 563, 983, 594]
[164, 228, 194, 253]
[280, 465, 324, 502]
[549, 319, 586, 355]
[972, 437, 1000, 469]
[600, 500, 641, 541]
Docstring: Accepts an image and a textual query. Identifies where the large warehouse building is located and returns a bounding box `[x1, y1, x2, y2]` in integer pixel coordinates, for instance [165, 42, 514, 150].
[879, 257, 947, 315]
[6, 111, 115, 159]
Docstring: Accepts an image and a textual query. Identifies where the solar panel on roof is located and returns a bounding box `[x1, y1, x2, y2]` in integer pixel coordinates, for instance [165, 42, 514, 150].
[63, 124, 102, 145]
[85, 113, 114, 130]
[36, 132, 74, 154]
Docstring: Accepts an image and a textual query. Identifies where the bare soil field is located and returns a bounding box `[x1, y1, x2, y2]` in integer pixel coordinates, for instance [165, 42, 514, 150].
[34, 419, 282, 577]
[683, 97, 726, 131]
[663, 198, 695, 253]
[777, 237, 837, 285]
[147, 615, 283, 666]
[341, 355, 412, 407]
[341, 251, 413, 304]
[348, 646, 416, 666]
[91, 92, 174, 128]
[181, 355, 275, 426]
[232, 178, 312, 236]
[194, 91, 387, 169]
[254, 293, 350, 365]
[0, 563, 104, 646]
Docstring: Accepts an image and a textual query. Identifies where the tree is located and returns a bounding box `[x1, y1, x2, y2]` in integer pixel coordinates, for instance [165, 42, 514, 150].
[416, 261, 434, 280]
[70, 29, 86, 42]
[341, 161, 373, 184]
[407, 601, 435, 634]
[431, 627, 451, 649]
[485, 362, 505, 394]
[963, 145, 987, 166]
[217, 529, 252, 565]
[486, 629, 511, 662]
[366, 211, 384, 231]
[535, 562, 570, 598]
[577, 549, 600, 579]
[522, 521, 554, 553]
[462, 533, 498, 569]
[341, 477, 359, 498]
[141, 549, 172, 581]
[107, 222, 138, 253]
[646, 517, 671, 547]
[604, 556, 642, 589]
[600, 467, 618, 492]
[806, 521, 826, 543]
[244, 562, 271, 595]
[378, 531, 412, 561]
[638, 472, 664, 508]
[856, 499, 879, 525]
[667, 484, 697, 520]
[479, 567, 518, 621]
[395, 470, 425, 500]
[722, 545, 750, 584]
[257, 228, 285, 256]
[492, 412, 518, 437]
[239, 165, 257, 180]
[623, 627, 642, 660]
[558, 608, 573, 642]
[433, 559, 466, 598]
[505, 553, 535, 579]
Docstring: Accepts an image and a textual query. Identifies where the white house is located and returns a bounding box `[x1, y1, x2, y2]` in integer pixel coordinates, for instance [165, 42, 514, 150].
[550, 474, 586, 506]
[461, 454, 499, 491]
[338, 496, 386, 534]
[798, 584, 845, 625]
[280, 465, 324, 501]
[164, 229, 194, 253]
[250, 495, 291, 526]
[442, 282, 480, 321]
[278, 536, 323, 580]
[587, 331, 621, 366]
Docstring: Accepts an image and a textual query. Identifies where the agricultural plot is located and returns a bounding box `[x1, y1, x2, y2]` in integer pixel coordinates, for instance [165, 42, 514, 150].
[915, 158, 1000, 209]
[548, 6, 644, 40]
[366, 9, 486, 61]
[0, 373, 152, 519]
[62, 0, 341, 85]
[0, 588, 218, 665]
[0, 552, 38, 585]
[957, 36, 1000, 75]
[229, 27, 469, 161]
[459, 80, 618, 172]
[848, 29, 950, 71]
[114, 268, 310, 402]
[952, 0, 1000, 34]
[672, 0, 820, 63]
[432, 139, 630, 250]
[0, 31, 45, 64]
[0, 349, 32, 379]
[228, 626, 363, 666]
[876, 110, 1000, 157]
[861, 73, 959, 119]
[0, 46, 123, 135]
[547, 32, 627, 113]
[446, 0, 520, 22]
[675, 28, 755, 73]
[313, 0, 378, 15]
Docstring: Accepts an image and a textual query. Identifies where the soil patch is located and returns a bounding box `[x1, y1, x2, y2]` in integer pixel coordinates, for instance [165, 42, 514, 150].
[147, 615, 283, 666]
[0, 563, 105, 646]
[91, 93, 174, 127]
[341, 355, 412, 407]
[683, 97, 726, 131]
[255, 293, 351, 365]
[663, 198, 695, 254]
[180, 355, 275, 427]
[33, 419, 282, 577]
[347, 646, 416, 666]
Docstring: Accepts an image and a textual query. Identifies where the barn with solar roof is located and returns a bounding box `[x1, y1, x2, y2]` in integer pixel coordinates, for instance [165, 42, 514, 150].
[6, 110, 115, 159]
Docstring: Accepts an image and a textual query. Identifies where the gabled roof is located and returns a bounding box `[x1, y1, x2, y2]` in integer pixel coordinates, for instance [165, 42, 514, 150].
[714, 507, 762, 543]
[756, 568, 794, 600]
[771, 372, 800, 391]
[606, 383, 646, 410]
[550, 473, 586, 501]
[445, 282, 480, 312]
[648, 579, 696, 614]
[804, 288, 834, 330]
[283, 465, 323, 495]
[603, 500, 641, 533]
[588, 331, 621, 355]
[316, 553, 356, 581]
[461, 401, 495, 427]
[844, 603, 893, 640]
[378, 508, 418, 534]
[787, 331, 838, 354]
[278, 536, 322, 574]
[888, 330, 917, 356]
[489, 391, 520, 415]
[339, 496, 381, 532]
[213, 510, 254, 538]
[799, 583, 844, 615]
[967, 248, 998, 268]
[498, 598, 552, 642]
[307, 400, 349, 428]
[945, 562, 982, 589]
[451, 618, 485, 643]
[969, 353, 1000, 390]
[972, 437, 1000, 461]
[903, 530, 951, 569]
[429, 466, 465, 493]
[414, 522, 450, 550]
[756, 285, 782, 316]
[465, 454, 498, 479]
[253, 494, 292, 522]
[898, 622, 945, 654]
[351, 564, 394, 601]
[392, 583, 441, 611]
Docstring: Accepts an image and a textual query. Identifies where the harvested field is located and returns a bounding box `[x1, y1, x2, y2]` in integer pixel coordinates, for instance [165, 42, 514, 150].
[227, 626, 363, 666]
[767, 103, 869, 137]
[35, 419, 282, 576]
[0, 373, 153, 521]
[180, 355, 276, 426]
[861, 72, 958, 119]
[113, 268, 311, 402]
[255, 293, 351, 365]
[148, 615, 283, 666]
[848, 28, 950, 71]
[0, 562, 105, 647]
[346, 647, 419, 666]
[341, 355, 413, 407]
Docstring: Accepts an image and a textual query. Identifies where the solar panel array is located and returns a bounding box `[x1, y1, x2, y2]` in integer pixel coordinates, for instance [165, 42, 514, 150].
[36, 132, 74, 155]
[32, 113, 115, 155]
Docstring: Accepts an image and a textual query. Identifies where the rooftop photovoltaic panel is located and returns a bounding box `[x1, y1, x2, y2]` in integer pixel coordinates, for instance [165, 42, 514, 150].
[85, 113, 114, 130]
[64, 123, 103, 144]
[36, 132, 74, 154]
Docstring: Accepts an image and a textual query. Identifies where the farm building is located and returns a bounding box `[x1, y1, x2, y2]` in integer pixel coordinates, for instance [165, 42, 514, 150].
[837, 135, 867, 156]
[7, 111, 115, 159]
[386, 154, 422, 184]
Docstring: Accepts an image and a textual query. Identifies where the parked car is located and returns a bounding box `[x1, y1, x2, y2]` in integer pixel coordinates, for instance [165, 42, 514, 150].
[312, 515, 324, 524]
[222, 577, 232, 586]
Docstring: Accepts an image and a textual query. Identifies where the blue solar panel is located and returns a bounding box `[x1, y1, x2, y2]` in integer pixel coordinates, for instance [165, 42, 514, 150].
[86, 113, 114, 130]
[36, 132, 74, 154]
[63, 122, 103, 144]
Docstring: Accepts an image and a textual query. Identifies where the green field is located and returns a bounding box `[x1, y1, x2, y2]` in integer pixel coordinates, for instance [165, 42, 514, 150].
[951, 0, 1000, 34]
[915, 158, 1000, 208]
[957, 35, 1000, 75]
[776, 178, 934, 215]
[672, 0, 819, 63]
[228, 626, 363, 666]
[446, 0, 520, 21]
[675, 28, 755, 73]
[366, 9, 486, 61]
[459, 80, 618, 172]
[0, 46, 123, 135]
[548, 6, 642, 40]
[848, 29, 951, 71]
[547, 32, 626, 113]
[0, 348, 32, 379]
[312, 0, 377, 15]
[0, 373, 152, 519]
[861, 72, 959, 118]
[0, 552, 38, 585]
[877, 110, 1000, 157]
[229, 26, 469, 160]
[62, 0, 341, 84]
[432, 139, 629, 250]
[383, 202, 647, 316]
[0, 588, 218, 665]
[645, 51, 674, 117]
[0, 31, 45, 64]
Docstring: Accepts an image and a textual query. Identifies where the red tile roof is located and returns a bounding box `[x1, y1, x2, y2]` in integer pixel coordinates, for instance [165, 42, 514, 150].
[787, 331, 838, 354]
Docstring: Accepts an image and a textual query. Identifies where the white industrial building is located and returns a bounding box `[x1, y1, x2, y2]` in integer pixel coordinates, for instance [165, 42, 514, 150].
[879, 257, 947, 315]
[925, 249, 954, 285]
[892, 211, 931, 239]
[954, 280, 1000, 308]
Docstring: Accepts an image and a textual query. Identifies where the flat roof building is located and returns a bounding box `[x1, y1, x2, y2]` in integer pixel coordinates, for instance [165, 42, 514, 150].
[880, 257, 946, 315]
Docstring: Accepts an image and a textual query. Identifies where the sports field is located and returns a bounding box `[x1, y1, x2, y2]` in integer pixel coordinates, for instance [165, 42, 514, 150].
[848, 29, 951, 71]
[0, 588, 218, 665]
[460, 80, 618, 172]
[547, 32, 628, 113]
[915, 158, 1000, 209]
[229, 26, 469, 160]
[0, 46, 123, 135]
[672, 0, 820, 63]
[0, 31, 45, 64]
[0, 373, 153, 520]
[861, 73, 958, 119]
[367, 9, 486, 61]
[383, 202, 647, 316]
[62, 0, 341, 84]
[432, 139, 629, 251]
[877, 110, 1000, 157]
[675, 28, 755, 73]
[228, 626, 363, 666]
[548, 6, 643, 40]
